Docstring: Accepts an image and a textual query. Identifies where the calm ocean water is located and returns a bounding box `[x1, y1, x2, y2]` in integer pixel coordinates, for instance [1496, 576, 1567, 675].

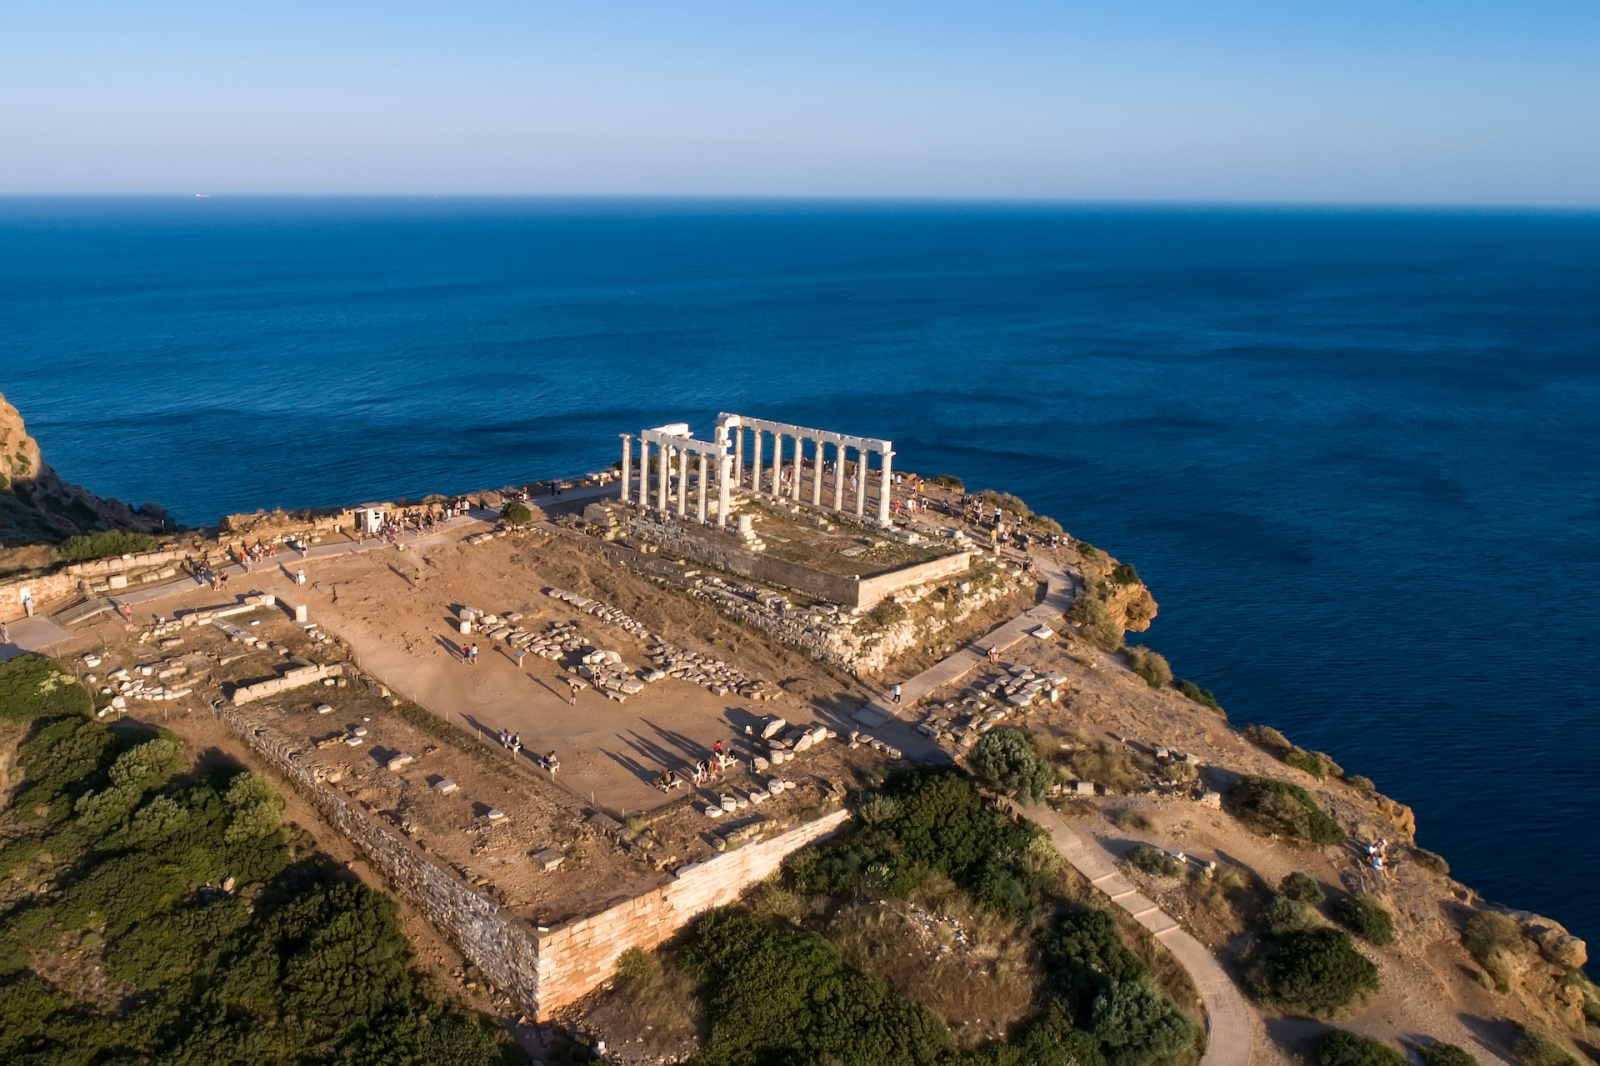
[3, 199, 1598, 952]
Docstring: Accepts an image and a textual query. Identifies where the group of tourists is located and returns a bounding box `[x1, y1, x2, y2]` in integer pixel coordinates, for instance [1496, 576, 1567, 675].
[653, 742, 739, 792]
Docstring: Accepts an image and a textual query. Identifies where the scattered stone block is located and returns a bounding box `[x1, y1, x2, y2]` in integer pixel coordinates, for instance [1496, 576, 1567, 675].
[432, 779, 459, 794]
[533, 849, 564, 870]
[1198, 791, 1222, 809]
[1075, 781, 1095, 795]
[315, 703, 334, 714]
[386, 753, 415, 772]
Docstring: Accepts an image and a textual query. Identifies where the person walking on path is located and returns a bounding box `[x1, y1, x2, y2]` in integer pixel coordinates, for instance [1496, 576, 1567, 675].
[296, 567, 306, 587]
[892, 683, 902, 704]
[0, 621, 9, 644]
[545, 751, 560, 774]
[469, 643, 479, 666]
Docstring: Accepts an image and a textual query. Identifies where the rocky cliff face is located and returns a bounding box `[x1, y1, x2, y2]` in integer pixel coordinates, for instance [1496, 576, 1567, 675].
[0, 393, 169, 546]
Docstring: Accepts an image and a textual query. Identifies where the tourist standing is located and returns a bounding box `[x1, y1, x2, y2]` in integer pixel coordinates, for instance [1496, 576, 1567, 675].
[469, 643, 479, 666]
[296, 567, 306, 586]
[892, 683, 902, 704]
[0, 621, 9, 644]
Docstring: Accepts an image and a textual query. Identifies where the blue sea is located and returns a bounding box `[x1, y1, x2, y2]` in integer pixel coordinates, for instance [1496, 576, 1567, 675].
[3, 199, 1598, 953]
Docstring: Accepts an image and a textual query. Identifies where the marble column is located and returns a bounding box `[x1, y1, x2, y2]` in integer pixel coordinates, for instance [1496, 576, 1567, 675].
[696, 453, 708, 523]
[833, 444, 846, 511]
[749, 430, 763, 493]
[677, 446, 689, 517]
[855, 449, 868, 517]
[792, 438, 805, 500]
[878, 449, 894, 526]
[811, 438, 825, 506]
[658, 445, 670, 512]
[770, 433, 783, 497]
[733, 426, 744, 487]
[619, 434, 632, 504]
[717, 451, 732, 527]
[637, 440, 650, 508]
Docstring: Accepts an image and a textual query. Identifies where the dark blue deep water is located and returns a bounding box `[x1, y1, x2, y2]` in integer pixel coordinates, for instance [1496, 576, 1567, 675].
[4, 199, 1598, 952]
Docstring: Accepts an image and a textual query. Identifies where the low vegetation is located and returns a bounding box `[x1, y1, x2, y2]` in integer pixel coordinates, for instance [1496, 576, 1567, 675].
[1121, 646, 1171, 689]
[0, 656, 515, 1066]
[978, 490, 1032, 520]
[1420, 1044, 1480, 1066]
[969, 728, 1056, 805]
[1513, 1027, 1580, 1066]
[54, 529, 159, 564]
[1279, 872, 1326, 906]
[1109, 563, 1140, 587]
[1317, 1030, 1408, 1066]
[500, 499, 533, 526]
[1229, 775, 1347, 846]
[1057, 736, 1154, 794]
[1331, 895, 1395, 946]
[1413, 848, 1450, 876]
[1246, 926, 1380, 1016]
[1068, 585, 1123, 651]
[1124, 845, 1182, 879]
[1172, 679, 1223, 715]
[932, 475, 964, 493]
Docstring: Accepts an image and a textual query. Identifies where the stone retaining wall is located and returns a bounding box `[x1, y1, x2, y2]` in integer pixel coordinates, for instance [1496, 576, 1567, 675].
[216, 706, 543, 1010]
[218, 705, 850, 1018]
[0, 571, 78, 623]
[230, 661, 347, 704]
[624, 513, 968, 608]
[532, 807, 850, 1014]
[65, 548, 187, 577]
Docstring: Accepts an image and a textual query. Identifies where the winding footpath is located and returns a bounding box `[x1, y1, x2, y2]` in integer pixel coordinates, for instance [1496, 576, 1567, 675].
[865, 554, 1255, 1066]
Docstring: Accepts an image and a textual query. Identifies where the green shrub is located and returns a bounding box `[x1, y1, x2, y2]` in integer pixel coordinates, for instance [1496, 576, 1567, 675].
[1073, 539, 1099, 558]
[1284, 747, 1343, 780]
[1346, 775, 1376, 792]
[55, 530, 158, 563]
[1069, 584, 1123, 650]
[679, 910, 952, 1066]
[1413, 848, 1450, 876]
[1043, 908, 1150, 1019]
[1513, 1028, 1579, 1066]
[501, 500, 533, 526]
[0, 712, 516, 1066]
[932, 474, 964, 493]
[1243, 724, 1293, 754]
[1109, 809, 1153, 832]
[1331, 895, 1395, 946]
[1261, 895, 1313, 937]
[1279, 871, 1326, 906]
[1124, 845, 1181, 879]
[865, 598, 910, 629]
[1463, 911, 1523, 964]
[789, 767, 1047, 920]
[1317, 1029, 1408, 1066]
[971, 728, 1056, 805]
[1173, 679, 1224, 715]
[1089, 979, 1198, 1066]
[615, 946, 656, 981]
[1109, 563, 1140, 586]
[0, 655, 92, 723]
[1121, 646, 1171, 689]
[1421, 1044, 1480, 1066]
[1034, 516, 1064, 534]
[1230, 776, 1346, 845]
[1248, 927, 1379, 1015]
[979, 490, 1033, 520]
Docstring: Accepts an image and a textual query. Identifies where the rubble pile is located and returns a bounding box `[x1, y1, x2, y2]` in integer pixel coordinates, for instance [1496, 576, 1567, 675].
[648, 640, 778, 700]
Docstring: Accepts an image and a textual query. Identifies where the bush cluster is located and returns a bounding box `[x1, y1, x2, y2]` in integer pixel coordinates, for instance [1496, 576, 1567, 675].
[1283, 747, 1343, 780]
[1246, 926, 1379, 1016]
[501, 500, 533, 526]
[1109, 564, 1140, 587]
[789, 768, 1050, 920]
[1279, 871, 1326, 906]
[1513, 1027, 1580, 1066]
[0, 684, 514, 1066]
[1331, 895, 1395, 946]
[0, 655, 92, 724]
[1317, 1030, 1408, 1066]
[1173, 679, 1224, 715]
[1068, 582, 1123, 651]
[1124, 845, 1181, 879]
[970, 728, 1056, 805]
[1420, 1044, 1480, 1066]
[1230, 776, 1346, 846]
[54, 530, 159, 564]
[978, 490, 1033, 520]
[1121, 646, 1171, 689]
[932, 474, 965, 492]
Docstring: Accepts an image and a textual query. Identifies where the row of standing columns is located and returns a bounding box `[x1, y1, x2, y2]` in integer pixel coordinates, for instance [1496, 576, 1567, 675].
[618, 434, 731, 527]
[729, 427, 891, 525]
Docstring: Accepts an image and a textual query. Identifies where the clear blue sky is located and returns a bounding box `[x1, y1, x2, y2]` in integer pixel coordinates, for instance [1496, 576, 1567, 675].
[3, 1, 1597, 204]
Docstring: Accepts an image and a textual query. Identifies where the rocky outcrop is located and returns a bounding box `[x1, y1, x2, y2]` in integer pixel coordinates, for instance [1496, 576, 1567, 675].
[1107, 579, 1158, 634]
[0, 392, 169, 545]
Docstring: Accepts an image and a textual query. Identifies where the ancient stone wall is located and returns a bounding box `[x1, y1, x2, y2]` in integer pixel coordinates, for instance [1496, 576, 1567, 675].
[65, 548, 187, 577]
[858, 551, 972, 604]
[0, 571, 78, 623]
[217, 704, 849, 1019]
[230, 661, 346, 704]
[216, 706, 544, 1010]
[532, 808, 850, 1015]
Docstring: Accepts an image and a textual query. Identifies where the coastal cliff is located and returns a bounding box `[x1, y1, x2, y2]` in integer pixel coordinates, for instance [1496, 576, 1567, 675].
[0, 393, 169, 546]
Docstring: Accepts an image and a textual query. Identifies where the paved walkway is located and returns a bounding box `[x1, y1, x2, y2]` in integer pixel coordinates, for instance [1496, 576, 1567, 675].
[0, 616, 73, 662]
[859, 551, 1254, 1065]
